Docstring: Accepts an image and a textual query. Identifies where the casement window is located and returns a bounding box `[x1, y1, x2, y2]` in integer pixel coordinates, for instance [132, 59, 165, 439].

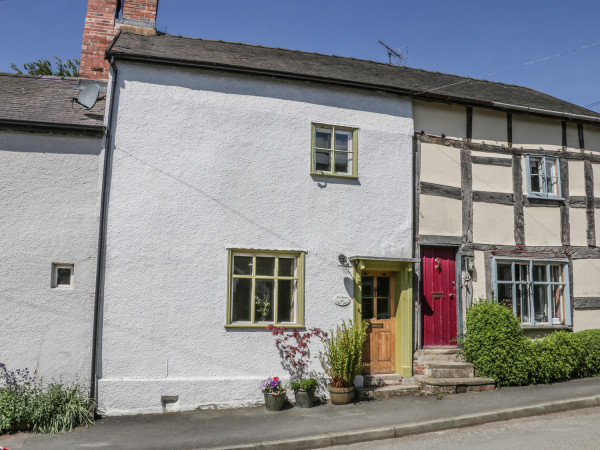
[311, 124, 358, 178]
[226, 250, 304, 327]
[526, 156, 561, 199]
[494, 259, 571, 326]
[52, 263, 74, 288]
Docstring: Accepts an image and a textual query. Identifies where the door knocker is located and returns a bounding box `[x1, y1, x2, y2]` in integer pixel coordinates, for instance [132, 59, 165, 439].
[434, 257, 441, 271]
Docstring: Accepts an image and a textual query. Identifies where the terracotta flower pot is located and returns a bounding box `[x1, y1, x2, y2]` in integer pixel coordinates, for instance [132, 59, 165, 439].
[264, 392, 287, 411]
[328, 385, 354, 405]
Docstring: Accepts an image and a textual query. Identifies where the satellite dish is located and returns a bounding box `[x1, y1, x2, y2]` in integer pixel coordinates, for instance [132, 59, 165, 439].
[76, 84, 100, 110]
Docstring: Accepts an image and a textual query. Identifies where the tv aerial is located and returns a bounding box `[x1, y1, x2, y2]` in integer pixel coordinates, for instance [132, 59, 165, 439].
[73, 84, 100, 110]
[378, 40, 407, 65]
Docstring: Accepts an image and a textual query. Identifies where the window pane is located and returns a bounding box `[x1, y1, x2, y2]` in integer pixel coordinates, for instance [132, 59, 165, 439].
[255, 256, 275, 276]
[497, 263, 512, 281]
[533, 285, 548, 323]
[232, 278, 252, 322]
[335, 130, 351, 151]
[497, 283, 513, 312]
[377, 277, 389, 298]
[529, 158, 542, 193]
[533, 265, 547, 282]
[233, 256, 252, 275]
[516, 283, 530, 323]
[362, 276, 374, 297]
[277, 280, 295, 323]
[545, 159, 559, 196]
[362, 298, 374, 319]
[515, 263, 529, 282]
[255, 279, 274, 322]
[57, 268, 71, 285]
[315, 128, 332, 148]
[315, 150, 331, 171]
[334, 151, 350, 173]
[278, 258, 295, 277]
[550, 265, 564, 283]
[546, 176, 559, 196]
[377, 298, 390, 319]
[552, 285, 565, 324]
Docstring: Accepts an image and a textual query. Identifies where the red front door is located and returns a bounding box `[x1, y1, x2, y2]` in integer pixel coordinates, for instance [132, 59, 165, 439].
[421, 247, 457, 347]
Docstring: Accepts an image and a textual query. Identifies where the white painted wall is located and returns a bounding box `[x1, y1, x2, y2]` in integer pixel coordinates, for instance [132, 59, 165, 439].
[473, 203, 514, 245]
[99, 63, 414, 414]
[419, 195, 462, 237]
[524, 207, 562, 246]
[413, 100, 466, 140]
[0, 131, 103, 385]
[513, 115, 562, 151]
[420, 143, 461, 187]
[472, 108, 507, 145]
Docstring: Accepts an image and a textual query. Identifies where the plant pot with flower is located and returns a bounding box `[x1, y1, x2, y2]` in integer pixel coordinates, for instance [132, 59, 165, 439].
[260, 377, 287, 411]
[290, 377, 318, 408]
[320, 320, 368, 405]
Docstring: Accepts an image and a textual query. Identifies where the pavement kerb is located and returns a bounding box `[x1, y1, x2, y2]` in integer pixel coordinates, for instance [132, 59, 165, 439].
[209, 394, 600, 450]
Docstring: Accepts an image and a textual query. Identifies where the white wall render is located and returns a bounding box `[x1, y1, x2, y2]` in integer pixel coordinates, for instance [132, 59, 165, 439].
[99, 63, 414, 415]
[0, 131, 103, 385]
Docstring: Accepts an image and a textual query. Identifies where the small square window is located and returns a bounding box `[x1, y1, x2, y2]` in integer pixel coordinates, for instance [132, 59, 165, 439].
[311, 124, 358, 178]
[526, 156, 561, 199]
[52, 264, 74, 288]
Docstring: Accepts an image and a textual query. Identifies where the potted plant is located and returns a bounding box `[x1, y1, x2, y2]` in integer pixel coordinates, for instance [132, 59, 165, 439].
[267, 325, 327, 408]
[259, 376, 287, 411]
[320, 320, 368, 405]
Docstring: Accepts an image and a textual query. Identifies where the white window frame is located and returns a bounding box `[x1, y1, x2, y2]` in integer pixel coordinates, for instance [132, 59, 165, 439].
[52, 263, 74, 289]
[525, 155, 562, 199]
[493, 258, 571, 327]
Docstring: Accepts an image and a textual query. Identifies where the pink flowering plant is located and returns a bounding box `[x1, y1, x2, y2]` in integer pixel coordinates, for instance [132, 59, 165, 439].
[259, 376, 286, 395]
[266, 325, 328, 390]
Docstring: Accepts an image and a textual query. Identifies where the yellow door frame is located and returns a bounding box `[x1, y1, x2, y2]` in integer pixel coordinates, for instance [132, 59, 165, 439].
[351, 257, 417, 377]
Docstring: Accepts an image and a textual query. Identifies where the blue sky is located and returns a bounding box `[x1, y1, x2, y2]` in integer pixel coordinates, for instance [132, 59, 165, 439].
[1, 0, 599, 109]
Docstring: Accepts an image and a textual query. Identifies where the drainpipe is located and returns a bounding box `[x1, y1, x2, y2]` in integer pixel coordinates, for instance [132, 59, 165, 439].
[90, 56, 118, 413]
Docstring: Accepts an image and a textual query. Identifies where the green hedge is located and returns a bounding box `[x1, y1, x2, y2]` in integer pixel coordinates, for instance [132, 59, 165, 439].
[461, 301, 600, 386]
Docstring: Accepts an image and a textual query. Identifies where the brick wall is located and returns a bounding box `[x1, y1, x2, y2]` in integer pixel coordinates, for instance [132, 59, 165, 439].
[80, 0, 158, 80]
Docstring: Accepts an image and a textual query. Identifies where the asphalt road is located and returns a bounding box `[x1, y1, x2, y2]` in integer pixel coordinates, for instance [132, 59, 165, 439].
[332, 406, 600, 450]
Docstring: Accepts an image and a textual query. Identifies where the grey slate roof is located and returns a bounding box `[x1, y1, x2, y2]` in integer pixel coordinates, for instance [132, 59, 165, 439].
[0, 73, 106, 132]
[107, 32, 600, 120]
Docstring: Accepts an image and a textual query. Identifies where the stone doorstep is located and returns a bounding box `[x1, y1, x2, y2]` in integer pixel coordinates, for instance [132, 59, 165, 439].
[363, 374, 404, 387]
[415, 375, 496, 395]
[356, 384, 421, 401]
[423, 362, 475, 379]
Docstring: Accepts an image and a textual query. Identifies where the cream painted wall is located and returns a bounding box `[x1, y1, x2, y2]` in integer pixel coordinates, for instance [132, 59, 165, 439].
[566, 123, 580, 153]
[512, 115, 562, 151]
[471, 250, 487, 300]
[472, 108, 507, 145]
[569, 208, 589, 247]
[524, 207, 562, 246]
[593, 163, 600, 196]
[413, 100, 466, 140]
[569, 160, 587, 196]
[573, 260, 600, 296]
[574, 310, 600, 332]
[472, 164, 513, 193]
[420, 142, 462, 188]
[471, 150, 511, 160]
[473, 203, 514, 245]
[585, 125, 600, 153]
[419, 195, 462, 237]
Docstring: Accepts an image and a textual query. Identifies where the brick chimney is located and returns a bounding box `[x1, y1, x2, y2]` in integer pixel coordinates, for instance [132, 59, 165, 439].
[80, 0, 159, 80]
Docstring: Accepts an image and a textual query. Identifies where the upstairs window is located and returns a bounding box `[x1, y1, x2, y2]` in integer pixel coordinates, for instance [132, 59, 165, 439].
[526, 156, 561, 199]
[226, 250, 304, 327]
[494, 259, 570, 326]
[311, 124, 358, 178]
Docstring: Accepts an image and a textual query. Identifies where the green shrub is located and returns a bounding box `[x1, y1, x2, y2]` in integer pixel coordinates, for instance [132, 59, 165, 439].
[290, 378, 318, 391]
[0, 364, 94, 434]
[461, 300, 600, 386]
[320, 320, 368, 388]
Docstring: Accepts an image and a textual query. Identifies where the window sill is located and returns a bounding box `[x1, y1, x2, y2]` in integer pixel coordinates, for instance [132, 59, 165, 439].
[520, 324, 571, 330]
[225, 323, 306, 329]
[525, 194, 564, 201]
[311, 172, 358, 180]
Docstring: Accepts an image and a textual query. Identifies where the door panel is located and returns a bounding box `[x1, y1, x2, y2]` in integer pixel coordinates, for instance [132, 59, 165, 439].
[362, 273, 395, 374]
[421, 247, 457, 347]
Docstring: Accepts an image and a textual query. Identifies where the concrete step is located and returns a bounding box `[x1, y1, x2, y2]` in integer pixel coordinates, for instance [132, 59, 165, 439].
[363, 374, 403, 387]
[415, 375, 495, 395]
[423, 362, 475, 379]
[356, 384, 421, 401]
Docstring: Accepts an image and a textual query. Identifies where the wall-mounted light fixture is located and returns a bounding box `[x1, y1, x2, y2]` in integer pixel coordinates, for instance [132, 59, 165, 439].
[466, 256, 475, 272]
[338, 254, 352, 276]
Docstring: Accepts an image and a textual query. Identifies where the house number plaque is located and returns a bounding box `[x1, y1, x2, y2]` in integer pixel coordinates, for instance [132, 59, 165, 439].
[334, 294, 351, 307]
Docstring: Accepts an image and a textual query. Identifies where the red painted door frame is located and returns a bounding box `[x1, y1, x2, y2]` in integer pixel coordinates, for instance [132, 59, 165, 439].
[421, 246, 458, 347]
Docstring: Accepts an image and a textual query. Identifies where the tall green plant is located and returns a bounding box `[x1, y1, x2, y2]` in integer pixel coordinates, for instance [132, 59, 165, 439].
[320, 320, 368, 388]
